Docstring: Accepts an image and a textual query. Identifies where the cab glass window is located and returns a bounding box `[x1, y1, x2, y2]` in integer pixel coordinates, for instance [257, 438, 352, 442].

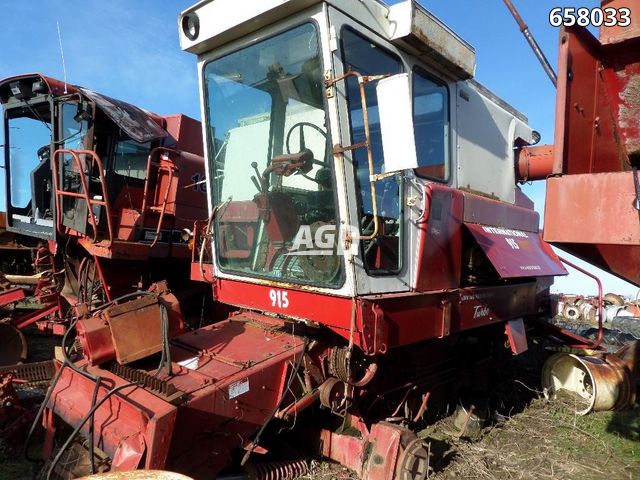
[341, 28, 403, 274]
[7, 106, 51, 209]
[413, 69, 449, 181]
[113, 137, 151, 180]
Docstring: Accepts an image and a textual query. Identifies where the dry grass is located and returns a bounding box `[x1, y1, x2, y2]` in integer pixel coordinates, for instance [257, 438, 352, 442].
[295, 397, 639, 480]
[428, 397, 639, 480]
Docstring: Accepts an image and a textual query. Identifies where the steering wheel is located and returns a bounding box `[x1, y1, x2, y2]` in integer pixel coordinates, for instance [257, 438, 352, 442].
[285, 122, 328, 166]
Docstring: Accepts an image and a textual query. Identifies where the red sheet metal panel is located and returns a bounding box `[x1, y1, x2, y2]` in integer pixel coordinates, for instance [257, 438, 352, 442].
[544, 172, 640, 245]
[465, 223, 567, 278]
[505, 318, 528, 355]
[600, 0, 640, 45]
[462, 192, 539, 232]
[47, 364, 178, 469]
[414, 184, 463, 292]
[0, 287, 25, 308]
[554, 26, 640, 174]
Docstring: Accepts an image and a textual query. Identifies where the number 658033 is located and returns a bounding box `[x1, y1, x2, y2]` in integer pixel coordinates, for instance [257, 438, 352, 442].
[549, 7, 631, 27]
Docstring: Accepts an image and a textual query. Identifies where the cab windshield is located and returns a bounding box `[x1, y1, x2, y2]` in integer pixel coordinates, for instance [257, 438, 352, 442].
[7, 102, 51, 211]
[204, 23, 343, 287]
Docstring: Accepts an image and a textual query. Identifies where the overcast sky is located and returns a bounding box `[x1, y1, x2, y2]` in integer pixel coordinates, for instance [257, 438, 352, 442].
[0, 0, 635, 297]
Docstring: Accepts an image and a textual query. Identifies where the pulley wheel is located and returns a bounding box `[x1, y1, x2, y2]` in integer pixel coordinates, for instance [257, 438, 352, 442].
[0, 322, 28, 366]
[396, 438, 431, 480]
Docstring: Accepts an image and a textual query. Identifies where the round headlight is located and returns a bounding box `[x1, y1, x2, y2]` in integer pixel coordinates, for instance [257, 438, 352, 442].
[531, 130, 542, 145]
[182, 13, 200, 41]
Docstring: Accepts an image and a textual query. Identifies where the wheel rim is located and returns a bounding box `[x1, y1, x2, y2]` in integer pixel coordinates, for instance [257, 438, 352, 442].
[0, 323, 28, 366]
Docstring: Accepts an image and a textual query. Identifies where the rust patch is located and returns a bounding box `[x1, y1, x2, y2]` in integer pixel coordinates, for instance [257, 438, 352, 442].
[618, 73, 640, 162]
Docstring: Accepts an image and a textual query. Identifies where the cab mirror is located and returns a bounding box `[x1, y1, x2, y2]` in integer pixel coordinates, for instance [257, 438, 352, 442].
[376, 73, 418, 174]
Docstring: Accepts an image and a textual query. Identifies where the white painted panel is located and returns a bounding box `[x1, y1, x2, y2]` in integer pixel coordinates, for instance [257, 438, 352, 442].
[456, 82, 532, 203]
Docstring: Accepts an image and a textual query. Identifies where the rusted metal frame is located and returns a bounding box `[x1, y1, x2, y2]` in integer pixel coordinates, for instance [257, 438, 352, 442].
[553, 31, 571, 174]
[558, 256, 604, 348]
[0, 287, 25, 309]
[588, 59, 603, 173]
[51, 149, 114, 245]
[364, 369, 456, 418]
[325, 71, 388, 241]
[140, 147, 180, 248]
[390, 386, 417, 418]
[91, 255, 112, 303]
[45, 381, 140, 480]
[439, 300, 451, 338]
[413, 391, 431, 423]
[14, 302, 59, 330]
[275, 390, 320, 421]
[502, 0, 557, 87]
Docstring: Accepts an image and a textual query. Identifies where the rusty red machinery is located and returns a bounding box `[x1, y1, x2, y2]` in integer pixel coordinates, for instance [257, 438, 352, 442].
[513, 0, 640, 286]
[0, 74, 209, 363]
[31, 1, 639, 479]
[0, 361, 56, 442]
[0, 211, 41, 275]
[509, 0, 640, 415]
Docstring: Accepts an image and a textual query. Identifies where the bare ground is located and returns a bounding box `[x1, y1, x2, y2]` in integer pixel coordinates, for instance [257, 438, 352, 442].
[295, 398, 639, 480]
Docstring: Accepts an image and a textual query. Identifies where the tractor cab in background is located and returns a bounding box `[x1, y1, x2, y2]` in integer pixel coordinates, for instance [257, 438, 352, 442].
[1, 74, 206, 259]
[0, 75, 209, 358]
[0, 74, 208, 303]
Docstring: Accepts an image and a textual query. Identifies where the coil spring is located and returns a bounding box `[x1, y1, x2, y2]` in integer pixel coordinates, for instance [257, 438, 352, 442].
[247, 459, 310, 480]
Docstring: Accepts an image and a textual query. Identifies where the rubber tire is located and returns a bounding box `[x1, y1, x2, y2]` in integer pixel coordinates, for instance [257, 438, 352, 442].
[0, 323, 28, 366]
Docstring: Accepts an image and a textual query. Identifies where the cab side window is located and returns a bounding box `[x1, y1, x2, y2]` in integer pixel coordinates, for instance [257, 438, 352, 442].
[413, 69, 449, 181]
[342, 28, 403, 274]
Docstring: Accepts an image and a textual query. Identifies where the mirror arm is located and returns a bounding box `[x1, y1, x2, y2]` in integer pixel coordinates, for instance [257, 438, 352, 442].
[357, 74, 379, 242]
[326, 71, 390, 241]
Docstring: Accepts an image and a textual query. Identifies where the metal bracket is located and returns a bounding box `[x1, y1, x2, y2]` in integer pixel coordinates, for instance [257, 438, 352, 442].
[324, 71, 335, 99]
[633, 167, 640, 211]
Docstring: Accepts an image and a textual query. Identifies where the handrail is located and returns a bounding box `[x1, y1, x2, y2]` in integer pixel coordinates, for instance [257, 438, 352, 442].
[558, 256, 604, 349]
[51, 149, 114, 246]
[140, 147, 180, 248]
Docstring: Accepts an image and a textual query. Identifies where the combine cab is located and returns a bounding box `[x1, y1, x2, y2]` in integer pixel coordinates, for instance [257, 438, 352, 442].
[40, 1, 624, 479]
[0, 74, 208, 360]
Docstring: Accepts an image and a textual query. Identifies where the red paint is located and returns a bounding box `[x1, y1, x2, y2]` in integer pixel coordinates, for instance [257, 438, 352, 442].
[599, 0, 640, 45]
[47, 312, 306, 478]
[320, 420, 418, 480]
[465, 223, 567, 279]
[516, 145, 555, 181]
[554, 26, 640, 174]
[47, 364, 177, 470]
[0, 288, 25, 309]
[545, 21, 640, 286]
[414, 184, 463, 291]
[462, 192, 540, 233]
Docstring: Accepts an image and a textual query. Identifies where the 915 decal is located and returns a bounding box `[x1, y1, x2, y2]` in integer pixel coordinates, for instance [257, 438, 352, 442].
[549, 7, 631, 27]
[269, 289, 289, 309]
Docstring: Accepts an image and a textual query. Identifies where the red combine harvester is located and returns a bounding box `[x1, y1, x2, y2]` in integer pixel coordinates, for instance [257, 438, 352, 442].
[37, 1, 636, 479]
[0, 74, 207, 362]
